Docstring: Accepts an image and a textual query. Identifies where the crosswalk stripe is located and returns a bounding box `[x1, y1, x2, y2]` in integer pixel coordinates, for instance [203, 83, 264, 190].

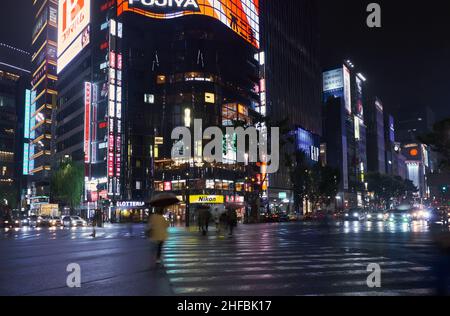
[162, 229, 435, 296]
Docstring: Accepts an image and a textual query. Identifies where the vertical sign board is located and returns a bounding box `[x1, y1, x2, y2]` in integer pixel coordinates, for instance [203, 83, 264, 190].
[23, 89, 32, 175]
[23, 144, 30, 175]
[355, 76, 364, 119]
[57, 0, 91, 73]
[84, 82, 92, 163]
[24, 90, 31, 139]
[343, 65, 352, 114]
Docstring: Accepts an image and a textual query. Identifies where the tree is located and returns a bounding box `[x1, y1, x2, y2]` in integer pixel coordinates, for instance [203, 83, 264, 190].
[0, 184, 18, 210]
[317, 165, 340, 207]
[286, 151, 310, 213]
[367, 172, 418, 207]
[418, 118, 450, 171]
[50, 160, 84, 211]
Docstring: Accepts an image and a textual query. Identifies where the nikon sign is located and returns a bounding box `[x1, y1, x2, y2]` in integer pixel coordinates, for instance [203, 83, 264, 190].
[189, 195, 224, 204]
[128, 0, 200, 13]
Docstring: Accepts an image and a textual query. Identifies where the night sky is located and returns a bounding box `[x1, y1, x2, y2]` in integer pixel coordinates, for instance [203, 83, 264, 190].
[318, 0, 450, 119]
[1, 0, 449, 119]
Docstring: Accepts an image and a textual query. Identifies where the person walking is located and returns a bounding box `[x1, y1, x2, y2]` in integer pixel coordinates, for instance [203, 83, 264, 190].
[169, 212, 175, 227]
[219, 212, 228, 234]
[90, 210, 99, 238]
[227, 208, 238, 236]
[198, 206, 211, 236]
[148, 207, 170, 266]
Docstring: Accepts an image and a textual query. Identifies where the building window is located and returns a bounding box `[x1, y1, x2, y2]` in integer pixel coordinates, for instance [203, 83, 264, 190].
[144, 94, 154, 104]
[136, 181, 142, 190]
[136, 159, 141, 168]
[0, 94, 14, 108]
[205, 92, 215, 104]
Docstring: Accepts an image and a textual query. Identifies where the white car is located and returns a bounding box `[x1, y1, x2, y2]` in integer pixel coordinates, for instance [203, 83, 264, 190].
[62, 216, 87, 227]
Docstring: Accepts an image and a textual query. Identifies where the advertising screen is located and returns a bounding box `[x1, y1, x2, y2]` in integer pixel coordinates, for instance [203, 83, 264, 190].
[343, 65, 352, 114]
[117, 0, 260, 48]
[355, 76, 364, 118]
[323, 68, 343, 92]
[57, 0, 91, 73]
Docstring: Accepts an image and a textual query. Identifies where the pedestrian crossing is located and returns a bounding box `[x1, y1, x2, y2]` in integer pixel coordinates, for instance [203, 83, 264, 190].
[162, 225, 437, 296]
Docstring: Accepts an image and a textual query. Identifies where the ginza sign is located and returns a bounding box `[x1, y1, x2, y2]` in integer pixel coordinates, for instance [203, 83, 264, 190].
[128, 0, 200, 13]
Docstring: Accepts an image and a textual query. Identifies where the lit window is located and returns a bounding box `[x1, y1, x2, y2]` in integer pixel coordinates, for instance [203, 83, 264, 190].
[136, 181, 142, 190]
[205, 92, 215, 104]
[144, 94, 155, 104]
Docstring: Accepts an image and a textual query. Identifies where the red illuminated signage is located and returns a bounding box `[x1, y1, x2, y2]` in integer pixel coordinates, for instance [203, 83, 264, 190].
[84, 82, 92, 163]
[164, 181, 172, 191]
[110, 51, 116, 68]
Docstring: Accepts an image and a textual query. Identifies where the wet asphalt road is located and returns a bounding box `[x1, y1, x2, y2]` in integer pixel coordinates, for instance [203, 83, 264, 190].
[0, 221, 448, 296]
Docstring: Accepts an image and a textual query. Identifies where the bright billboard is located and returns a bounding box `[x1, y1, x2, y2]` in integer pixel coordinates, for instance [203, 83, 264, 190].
[57, 0, 91, 73]
[118, 0, 260, 48]
[343, 65, 352, 114]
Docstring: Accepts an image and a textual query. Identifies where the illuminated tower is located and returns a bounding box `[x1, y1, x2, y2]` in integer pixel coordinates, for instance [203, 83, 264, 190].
[28, 0, 58, 207]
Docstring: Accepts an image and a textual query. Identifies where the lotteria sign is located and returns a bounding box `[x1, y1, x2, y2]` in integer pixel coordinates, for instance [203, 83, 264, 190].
[189, 195, 224, 204]
[118, 0, 260, 48]
[128, 0, 200, 13]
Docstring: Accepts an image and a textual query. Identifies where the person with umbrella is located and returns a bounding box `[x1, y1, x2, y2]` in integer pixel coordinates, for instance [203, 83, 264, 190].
[147, 193, 180, 266]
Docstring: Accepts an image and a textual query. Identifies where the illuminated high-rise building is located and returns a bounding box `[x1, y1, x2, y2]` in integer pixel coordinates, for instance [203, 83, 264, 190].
[322, 61, 368, 209]
[55, 0, 263, 222]
[0, 43, 30, 212]
[260, 0, 322, 214]
[28, 0, 58, 208]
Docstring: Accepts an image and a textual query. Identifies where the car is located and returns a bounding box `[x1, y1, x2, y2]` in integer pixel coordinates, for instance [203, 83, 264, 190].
[411, 208, 432, 221]
[48, 216, 62, 227]
[343, 209, 364, 221]
[386, 209, 413, 223]
[63, 216, 87, 227]
[28, 215, 46, 227]
[365, 210, 386, 221]
[3, 217, 23, 228]
[19, 215, 30, 226]
[279, 213, 290, 222]
[427, 208, 450, 227]
[40, 216, 52, 226]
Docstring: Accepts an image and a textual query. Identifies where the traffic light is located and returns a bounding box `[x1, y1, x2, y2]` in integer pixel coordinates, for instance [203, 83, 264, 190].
[442, 185, 448, 194]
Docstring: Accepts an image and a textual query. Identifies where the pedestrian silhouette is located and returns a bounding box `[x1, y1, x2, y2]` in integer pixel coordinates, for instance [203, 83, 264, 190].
[148, 207, 169, 266]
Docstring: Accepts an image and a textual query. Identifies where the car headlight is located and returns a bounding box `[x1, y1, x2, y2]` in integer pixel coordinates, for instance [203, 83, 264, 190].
[367, 215, 372, 219]
[377, 214, 383, 220]
[345, 214, 349, 217]
[353, 213, 359, 217]
[72, 221, 77, 225]
[15, 220, 19, 224]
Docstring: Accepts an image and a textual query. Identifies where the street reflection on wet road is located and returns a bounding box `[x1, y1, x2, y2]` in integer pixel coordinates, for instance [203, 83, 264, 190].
[0, 221, 447, 296]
